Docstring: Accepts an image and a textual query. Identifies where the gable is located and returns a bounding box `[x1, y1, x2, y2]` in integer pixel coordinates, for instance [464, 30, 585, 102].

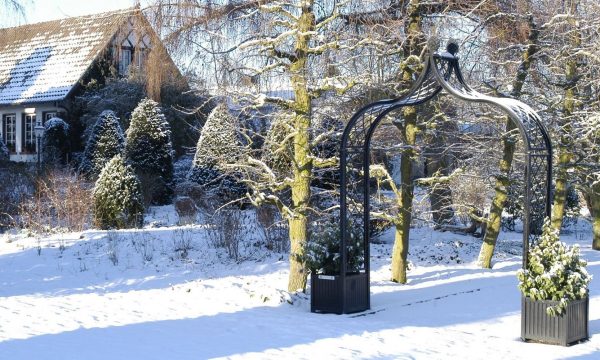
[0, 9, 135, 106]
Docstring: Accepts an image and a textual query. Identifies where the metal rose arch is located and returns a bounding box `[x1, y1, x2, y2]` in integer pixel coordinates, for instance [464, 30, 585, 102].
[310, 41, 553, 314]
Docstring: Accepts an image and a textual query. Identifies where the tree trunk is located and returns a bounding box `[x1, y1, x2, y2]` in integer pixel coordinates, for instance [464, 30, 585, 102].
[583, 186, 600, 250]
[390, 0, 421, 283]
[478, 119, 517, 268]
[288, 215, 309, 291]
[551, 0, 580, 231]
[425, 115, 456, 226]
[287, 2, 314, 292]
[391, 107, 417, 283]
[478, 15, 539, 268]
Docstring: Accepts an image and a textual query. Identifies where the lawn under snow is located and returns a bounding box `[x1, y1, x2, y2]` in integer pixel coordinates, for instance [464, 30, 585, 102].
[1, 207, 599, 359]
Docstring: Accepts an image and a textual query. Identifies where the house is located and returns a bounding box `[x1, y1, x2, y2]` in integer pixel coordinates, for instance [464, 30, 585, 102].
[0, 7, 181, 162]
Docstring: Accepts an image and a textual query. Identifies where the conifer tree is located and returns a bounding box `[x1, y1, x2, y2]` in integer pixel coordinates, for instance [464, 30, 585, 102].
[189, 103, 245, 200]
[79, 110, 124, 177]
[93, 155, 144, 229]
[125, 98, 174, 205]
[42, 117, 70, 166]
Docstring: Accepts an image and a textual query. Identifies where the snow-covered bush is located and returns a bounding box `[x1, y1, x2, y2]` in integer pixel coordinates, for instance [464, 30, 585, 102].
[42, 117, 70, 166]
[517, 220, 592, 316]
[189, 103, 245, 201]
[93, 155, 144, 229]
[79, 111, 125, 177]
[0, 137, 9, 163]
[125, 98, 174, 205]
[304, 220, 364, 275]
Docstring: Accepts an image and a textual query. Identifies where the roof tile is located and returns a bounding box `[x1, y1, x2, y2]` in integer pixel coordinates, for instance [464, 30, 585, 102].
[0, 8, 135, 105]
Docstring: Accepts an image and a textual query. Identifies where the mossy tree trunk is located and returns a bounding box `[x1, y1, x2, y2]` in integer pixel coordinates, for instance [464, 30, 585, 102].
[390, 0, 422, 283]
[551, 2, 580, 231]
[583, 188, 600, 250]
[478, 119, 518, 268]
[391, 107, 418, 283]
[287, 2, 314, 292]
[478, 16, 539, 268]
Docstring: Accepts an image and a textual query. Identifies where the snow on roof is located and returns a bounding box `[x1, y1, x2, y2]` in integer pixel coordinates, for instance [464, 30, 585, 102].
[0, 8, 136, 105]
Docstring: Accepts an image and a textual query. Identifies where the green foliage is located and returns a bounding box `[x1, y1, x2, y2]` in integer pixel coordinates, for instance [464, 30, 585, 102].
[125, 98, 174, 205]
[517, 219, 591, 316]
[72, 78, 145, 151]
[73, 77, 207, 157]
[304, 220, 364, 275]
[42, 117, 70, 166]
[93, 155, 144, 229]
[189, 103, 246, 200]
[79, 111, 125, 177]
[262, 113, 294, 178]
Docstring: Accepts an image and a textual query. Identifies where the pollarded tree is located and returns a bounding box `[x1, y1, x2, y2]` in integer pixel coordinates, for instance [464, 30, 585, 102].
[125, 98, 174, 205]
[189, 103, 245, 200]
[79, 110, 125, 177]
[93, 155, 144, 229]
[152, 0, 500, 290]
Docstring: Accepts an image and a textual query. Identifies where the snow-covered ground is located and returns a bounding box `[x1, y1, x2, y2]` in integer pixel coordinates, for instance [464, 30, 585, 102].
[0, 208, 598, 359]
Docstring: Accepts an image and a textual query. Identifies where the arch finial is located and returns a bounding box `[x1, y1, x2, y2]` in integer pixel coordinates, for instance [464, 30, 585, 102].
[446, 39, 459, 56]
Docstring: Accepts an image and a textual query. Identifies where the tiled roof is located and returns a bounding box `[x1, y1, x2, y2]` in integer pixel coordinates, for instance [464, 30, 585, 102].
[0, 8, 135, 105]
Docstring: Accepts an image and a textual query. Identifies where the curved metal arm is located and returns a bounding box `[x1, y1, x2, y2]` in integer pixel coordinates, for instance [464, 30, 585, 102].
[332, 41, 553, 313]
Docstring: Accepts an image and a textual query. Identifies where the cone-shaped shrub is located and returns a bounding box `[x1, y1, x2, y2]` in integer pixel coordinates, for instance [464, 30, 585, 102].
[125, 98, 174, 204]
[517, 219, 592, 316]
[93, 155, 144, 229]
[79, 111, 124, 177]
[189, 103, 245, 200]
[42, 117, 70, 166]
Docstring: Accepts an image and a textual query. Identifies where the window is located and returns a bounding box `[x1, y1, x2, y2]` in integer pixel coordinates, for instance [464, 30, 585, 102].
[119, 48, 132, 75]
[23, 114, 36, 153]
[44, 112, 57, 122]
[2, 114, 16, 153]
[136, 48, 146, 68]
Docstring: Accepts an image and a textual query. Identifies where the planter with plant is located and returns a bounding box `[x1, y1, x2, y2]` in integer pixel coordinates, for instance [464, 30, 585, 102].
[518, 220, 591, 345]
[305, 220, 368, 314]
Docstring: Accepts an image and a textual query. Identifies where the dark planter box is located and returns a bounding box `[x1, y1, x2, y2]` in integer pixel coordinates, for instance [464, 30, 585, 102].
[521, 296, 589, 346]
[310, 272, 369, 314]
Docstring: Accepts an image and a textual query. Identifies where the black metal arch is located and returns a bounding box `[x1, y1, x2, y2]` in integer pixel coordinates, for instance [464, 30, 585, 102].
[315, 43, 552, 314]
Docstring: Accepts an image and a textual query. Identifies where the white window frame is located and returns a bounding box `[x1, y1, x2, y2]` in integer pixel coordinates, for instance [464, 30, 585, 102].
[23, 114, 36, 153]
[2, 114, 16, 153]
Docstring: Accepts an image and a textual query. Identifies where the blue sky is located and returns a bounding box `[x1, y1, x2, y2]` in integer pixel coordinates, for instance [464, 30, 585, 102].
[2, 0, 150, 27]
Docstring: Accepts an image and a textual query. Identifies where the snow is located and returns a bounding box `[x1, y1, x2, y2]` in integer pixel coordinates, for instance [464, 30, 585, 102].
[0, 9, 133, 105]
[0, 210, 599, 359]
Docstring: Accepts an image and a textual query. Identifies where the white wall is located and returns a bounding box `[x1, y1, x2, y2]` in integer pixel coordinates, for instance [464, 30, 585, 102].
[0, 103, 63, 162]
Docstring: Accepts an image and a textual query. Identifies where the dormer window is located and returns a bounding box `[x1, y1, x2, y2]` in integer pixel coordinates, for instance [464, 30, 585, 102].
[119, 47, 132, 75]
[119, 38, 134, 76]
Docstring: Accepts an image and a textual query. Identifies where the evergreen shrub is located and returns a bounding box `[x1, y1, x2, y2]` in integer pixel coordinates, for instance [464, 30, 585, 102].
[517, 219, 592, 316]
[79, 110, 125, 177]
[93, 155, 144, 229]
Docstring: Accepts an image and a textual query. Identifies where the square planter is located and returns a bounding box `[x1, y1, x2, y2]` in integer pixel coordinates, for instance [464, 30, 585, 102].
[521, 296, 589, 346]
[310, 272, 369, 314]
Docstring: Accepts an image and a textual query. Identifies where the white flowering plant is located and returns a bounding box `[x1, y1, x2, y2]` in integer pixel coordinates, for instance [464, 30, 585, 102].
[517, 219, 591, 316]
